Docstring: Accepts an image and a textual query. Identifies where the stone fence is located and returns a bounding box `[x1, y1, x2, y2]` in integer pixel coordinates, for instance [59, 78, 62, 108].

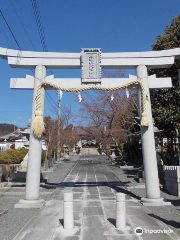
[164, 166, 180, 197]
[164, 166, 180, 178]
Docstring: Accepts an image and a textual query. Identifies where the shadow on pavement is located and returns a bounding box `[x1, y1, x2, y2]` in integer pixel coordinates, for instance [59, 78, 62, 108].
[107, 218, 116, 227]
[148, 213, 180, 230]
[40, 183, 62, 189]
[53, 180, 142, 201]
[165, 199, 180, 207]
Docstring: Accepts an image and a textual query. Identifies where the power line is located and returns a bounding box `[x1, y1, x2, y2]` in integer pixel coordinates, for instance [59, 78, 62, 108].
[0, 25, 16, 48]
[31, 0, 48, 52]
[0, 9, 21, 50]
[9, 0, 36, 51]
[1, 5, 57, 121]
[45, 92, 58, 115]
[0, 8, 35, 75]
[31, 0, 52, 76]
[31, 0, 56, 109]
[46, 91, 58, 108]
[0, 111, 30, 112]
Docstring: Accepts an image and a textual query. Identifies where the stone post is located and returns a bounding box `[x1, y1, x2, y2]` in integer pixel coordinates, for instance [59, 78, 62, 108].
[63, 145, 70, 161]
[136, 65, 170, 206]
[63, 192, 74, 229]
[72, 144, 76, 155]
[116, 193, 126, 229]
[178, 151, 180, 166]
[15, 65, 46, 208]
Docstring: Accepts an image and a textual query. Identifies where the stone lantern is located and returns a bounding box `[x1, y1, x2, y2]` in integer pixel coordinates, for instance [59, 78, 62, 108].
[63, 145, 70, 161]
[72, 144, 77, 155]
[19, 119, 31, 172]
[75, 144, 80, 155]
[111, 143, 117, 161]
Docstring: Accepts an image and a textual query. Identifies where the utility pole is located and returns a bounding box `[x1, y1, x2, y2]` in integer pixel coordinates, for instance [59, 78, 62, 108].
[57, 90, 62, 161]
[178, 69, 180, 149]
[12, 120, 16, 132]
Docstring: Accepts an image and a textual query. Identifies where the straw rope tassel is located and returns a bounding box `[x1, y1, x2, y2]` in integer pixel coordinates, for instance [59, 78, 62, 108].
[33, 85, 45, 138]
[33, 80, 149, 138]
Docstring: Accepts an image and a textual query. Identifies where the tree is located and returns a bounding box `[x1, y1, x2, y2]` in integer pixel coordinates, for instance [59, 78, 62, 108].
[75, 82, 140, 161]
[149, 14, 180, 156]
[60, 124, 78, 147]
[44, 116, 58, 151]
[43, 105, 76, 166]
[43, 116, 58, 169]
[58, 106, 77, 148]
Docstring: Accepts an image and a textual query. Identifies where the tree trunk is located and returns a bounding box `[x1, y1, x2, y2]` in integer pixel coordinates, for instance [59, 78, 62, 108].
[171, 137, 174, 160]
[44, 150, 49, 170]
[101, 144, 115, 163]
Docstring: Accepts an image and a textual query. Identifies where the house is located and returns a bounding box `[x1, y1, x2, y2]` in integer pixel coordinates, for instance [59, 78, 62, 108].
[0, 123, 47, 150]
[72, 126, 98, 148]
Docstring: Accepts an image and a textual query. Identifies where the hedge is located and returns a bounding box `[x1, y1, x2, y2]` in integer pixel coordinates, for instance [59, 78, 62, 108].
[0, 148, 28, 164]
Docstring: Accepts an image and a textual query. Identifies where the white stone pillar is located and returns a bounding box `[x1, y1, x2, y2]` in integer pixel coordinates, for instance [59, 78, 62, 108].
[136, 65, 170, 206]
[63, 192, 74, 229]
[116, 193, 126, 229]
[15, 65, 46, 208]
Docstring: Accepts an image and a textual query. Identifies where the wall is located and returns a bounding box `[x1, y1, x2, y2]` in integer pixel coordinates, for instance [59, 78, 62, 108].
[0, 164, 20, 182]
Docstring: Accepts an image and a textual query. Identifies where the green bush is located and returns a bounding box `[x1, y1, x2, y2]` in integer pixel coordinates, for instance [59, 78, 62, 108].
[41, 150, 46, 163]
[119, 143, 124, 151]
[98, 145, 102, 154]
[60, 146, 64, 153]
[0, 148, 28, 164]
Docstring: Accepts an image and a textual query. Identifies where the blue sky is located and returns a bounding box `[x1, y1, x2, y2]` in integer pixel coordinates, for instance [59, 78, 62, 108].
[0, 0, 180, 128]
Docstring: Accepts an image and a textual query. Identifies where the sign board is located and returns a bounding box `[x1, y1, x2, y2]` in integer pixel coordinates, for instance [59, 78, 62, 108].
[81, 48, 101, 83]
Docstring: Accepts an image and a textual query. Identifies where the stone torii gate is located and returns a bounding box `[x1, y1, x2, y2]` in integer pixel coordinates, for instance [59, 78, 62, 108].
[1, 47, 180, 208]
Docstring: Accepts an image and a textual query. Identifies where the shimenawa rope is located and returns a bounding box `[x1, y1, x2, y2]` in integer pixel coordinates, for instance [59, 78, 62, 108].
[33, 80, 149, 138]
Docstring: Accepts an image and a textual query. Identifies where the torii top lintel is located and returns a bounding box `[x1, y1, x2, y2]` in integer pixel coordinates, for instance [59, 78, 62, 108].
[0, 46, 180, 69]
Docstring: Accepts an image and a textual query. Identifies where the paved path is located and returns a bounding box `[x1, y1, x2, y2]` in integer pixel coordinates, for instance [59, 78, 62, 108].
[11, 155, 180, 240]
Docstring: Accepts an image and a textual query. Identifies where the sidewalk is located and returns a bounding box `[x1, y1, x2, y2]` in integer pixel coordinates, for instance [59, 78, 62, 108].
[12, 155, 180, 240]
[0, 159, 77, 240]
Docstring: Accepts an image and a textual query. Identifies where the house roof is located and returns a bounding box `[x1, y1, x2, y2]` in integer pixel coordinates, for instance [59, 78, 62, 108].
[0, 128, 22, 140]
[73, 126, 97, 136]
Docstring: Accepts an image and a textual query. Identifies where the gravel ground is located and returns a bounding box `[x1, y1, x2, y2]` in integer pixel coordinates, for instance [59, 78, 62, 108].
[0, 158, 78, 240]
[109, 164, 180, 238]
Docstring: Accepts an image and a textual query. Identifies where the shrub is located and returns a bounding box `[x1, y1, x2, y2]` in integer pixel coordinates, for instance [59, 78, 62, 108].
[60, 146, 64, 153]
[98, 145, 102, 154]
[41, 150, 46, 163]
[119, 143, 124, 151]
[0, 148, 28, 164]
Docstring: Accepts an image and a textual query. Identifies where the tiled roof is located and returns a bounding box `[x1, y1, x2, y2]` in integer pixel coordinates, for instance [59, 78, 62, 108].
[73, 126, 97, 136]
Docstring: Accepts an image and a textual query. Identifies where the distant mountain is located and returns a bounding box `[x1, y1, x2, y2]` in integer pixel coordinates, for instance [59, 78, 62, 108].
[0, 123, 18, 137]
